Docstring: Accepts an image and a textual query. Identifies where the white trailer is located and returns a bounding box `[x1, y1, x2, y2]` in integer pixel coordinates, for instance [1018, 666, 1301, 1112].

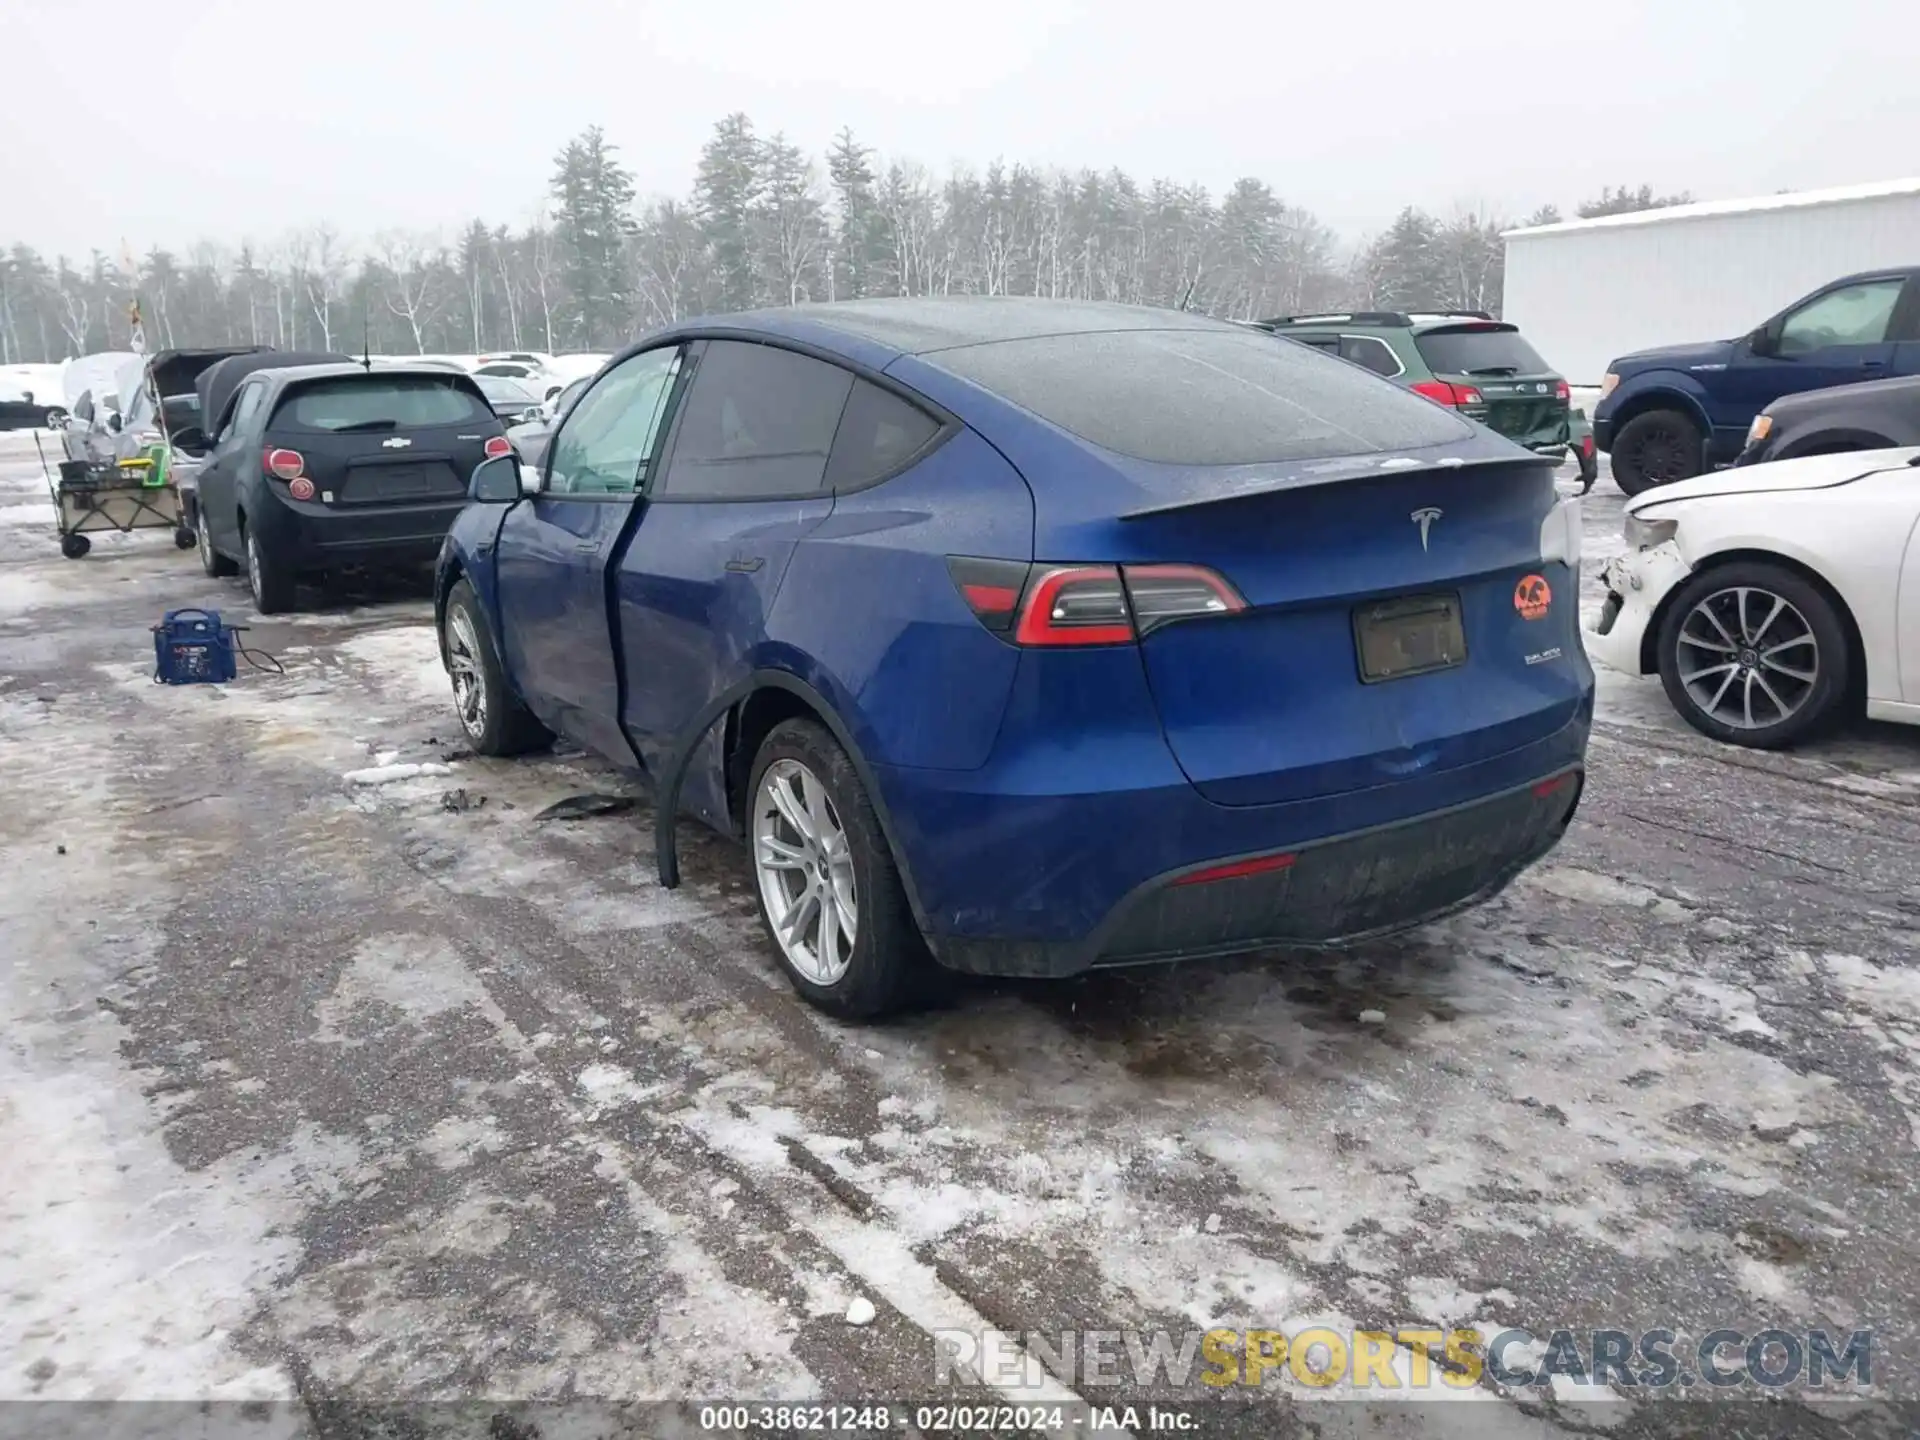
[1502, 178, 1920, 386]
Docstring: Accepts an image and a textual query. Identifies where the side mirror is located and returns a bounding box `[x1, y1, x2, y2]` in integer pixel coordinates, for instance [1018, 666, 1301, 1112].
[1749, 323, 1780, 358]
[106, 412, 123, 433]
[468, 453, 525, 503]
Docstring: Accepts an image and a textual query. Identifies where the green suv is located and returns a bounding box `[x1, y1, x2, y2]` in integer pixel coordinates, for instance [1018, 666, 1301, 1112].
[1255, 311, 1596, 491]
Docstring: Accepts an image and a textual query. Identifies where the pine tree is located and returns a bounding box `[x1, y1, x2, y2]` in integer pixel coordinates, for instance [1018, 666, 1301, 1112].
[696, 113, 765, 312]
[1361, 208, 1448, 311]
[551, 126, 637, 347]
[826, 128, 879, 301]
[1577, 184, 1692, 219]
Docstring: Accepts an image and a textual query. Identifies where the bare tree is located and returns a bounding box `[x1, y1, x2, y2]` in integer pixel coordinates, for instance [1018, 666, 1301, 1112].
[375, 230, 442, 352]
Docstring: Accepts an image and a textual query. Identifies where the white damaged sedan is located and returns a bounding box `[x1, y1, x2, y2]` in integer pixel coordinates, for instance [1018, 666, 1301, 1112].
[1586, 446, 1920, 748]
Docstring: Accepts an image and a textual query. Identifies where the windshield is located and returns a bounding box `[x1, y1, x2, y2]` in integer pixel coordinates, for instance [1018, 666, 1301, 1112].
[275, 376, 493, 431]
[1413, 325, 1554, 378]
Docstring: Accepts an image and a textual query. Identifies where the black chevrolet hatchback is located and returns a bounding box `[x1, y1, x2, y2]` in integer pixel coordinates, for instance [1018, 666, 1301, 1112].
[193, 364, 510, 613]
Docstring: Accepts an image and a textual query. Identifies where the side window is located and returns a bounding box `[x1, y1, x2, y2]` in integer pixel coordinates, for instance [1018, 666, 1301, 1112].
[546, 346, 683, 497]
[1339, 335, 1404, 378]
[125, 390, 150, 429]
[824, 380, 943, 491]
[226, 382, 265, 438]
[1778, 280, 1905, 355]
[1291, 334, 1341, 355]
[658, 341, 855, 500]
[73, 392, 94, 423]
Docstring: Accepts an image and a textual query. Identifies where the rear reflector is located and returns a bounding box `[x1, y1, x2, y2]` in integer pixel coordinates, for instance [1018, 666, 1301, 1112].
[287, 476, 316, 501]
[1173, 851, 1297, 887]
[1532, 772, 1577, 798]
[483, 435, 513, 459]
[264, 447, 304, 480]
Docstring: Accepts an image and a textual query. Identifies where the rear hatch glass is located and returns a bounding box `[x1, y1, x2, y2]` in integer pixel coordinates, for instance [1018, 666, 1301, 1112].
[1414, 325, 1566, 445]
[276, 376, 493, 431]
[269, 376, 497, 506]
[932, 327, 1471, 466]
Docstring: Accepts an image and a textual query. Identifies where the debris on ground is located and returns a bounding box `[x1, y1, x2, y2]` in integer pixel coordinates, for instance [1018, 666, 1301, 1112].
[440, 788, 486, 813]
[534, 793, 638, 822]
[1358, 1008, 1387, 1024]
[844, 1297, 876, 1326]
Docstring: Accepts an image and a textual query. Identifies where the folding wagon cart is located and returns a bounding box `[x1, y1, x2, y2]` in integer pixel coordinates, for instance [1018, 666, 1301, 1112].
[36, 433, 195, 559]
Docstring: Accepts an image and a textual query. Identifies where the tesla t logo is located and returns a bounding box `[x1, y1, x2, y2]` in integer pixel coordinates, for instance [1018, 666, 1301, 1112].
[381, 437, 413, 449]
[1410, 507, 1443, 551]
[1515, 573, 1552, 620]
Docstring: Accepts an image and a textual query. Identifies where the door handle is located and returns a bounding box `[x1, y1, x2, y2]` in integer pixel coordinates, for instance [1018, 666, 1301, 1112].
[726, 556, 766, 573]
[1862, 359, 1888, 373]
[574, 541, 600, 553]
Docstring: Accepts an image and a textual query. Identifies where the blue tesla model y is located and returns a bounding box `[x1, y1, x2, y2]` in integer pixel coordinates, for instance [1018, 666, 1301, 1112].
[436, 298, 1593, 1017]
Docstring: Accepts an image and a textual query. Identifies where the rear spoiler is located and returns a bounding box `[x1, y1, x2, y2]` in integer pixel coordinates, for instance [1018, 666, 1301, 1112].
[1119, 451, 1549, 520]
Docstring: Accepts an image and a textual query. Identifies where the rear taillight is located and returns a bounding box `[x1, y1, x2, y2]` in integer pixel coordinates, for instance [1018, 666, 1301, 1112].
[483, 435, 513, 459]
[947, 558, 1246, 647]
[264, 447, 304, 480]
[1554, 380, 1571, 402]
[287, 477, 316, 501]
[1410, 380, 1484, 408]
[1581, 434, 1595, 458]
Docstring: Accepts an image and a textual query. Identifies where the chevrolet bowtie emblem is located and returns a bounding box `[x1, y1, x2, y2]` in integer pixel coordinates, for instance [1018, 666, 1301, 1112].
[381, 436, 413, 449]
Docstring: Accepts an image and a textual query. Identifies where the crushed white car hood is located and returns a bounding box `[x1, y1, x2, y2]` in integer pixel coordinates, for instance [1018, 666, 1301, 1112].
[1630, 446, 1920, 510]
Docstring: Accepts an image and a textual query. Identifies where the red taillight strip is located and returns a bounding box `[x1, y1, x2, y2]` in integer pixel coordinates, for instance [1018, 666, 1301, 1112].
[1172, 851, 1297, 887]
[1533, 771, 1577, 798]
[263, 447, 304, 480]
[1014, 565, 1134, 647]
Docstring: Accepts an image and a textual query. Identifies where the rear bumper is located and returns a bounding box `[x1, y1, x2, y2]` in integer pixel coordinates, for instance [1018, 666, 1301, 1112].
[250, 488, 465, 570]
[930, 766, 1584, 977]
[879, 703, 1593, 979]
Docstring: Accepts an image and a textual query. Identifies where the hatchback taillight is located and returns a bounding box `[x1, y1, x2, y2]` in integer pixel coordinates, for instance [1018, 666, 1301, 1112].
[1411, 380, 1484, 408]
[264, 447, 305, 480]
[483, 435, 512, 459]
[947, 558, 1246, 647]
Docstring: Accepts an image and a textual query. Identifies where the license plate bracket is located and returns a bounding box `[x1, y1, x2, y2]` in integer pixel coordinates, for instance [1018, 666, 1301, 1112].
[1354, 592, 1467, 683]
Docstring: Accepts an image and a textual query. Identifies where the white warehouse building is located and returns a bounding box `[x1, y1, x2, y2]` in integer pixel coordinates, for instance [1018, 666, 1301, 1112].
[1501, 177, 1920, 386]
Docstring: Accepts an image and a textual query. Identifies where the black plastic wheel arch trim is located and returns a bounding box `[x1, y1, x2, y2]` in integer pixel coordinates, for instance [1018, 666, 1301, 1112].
[648, 670, 932, 932]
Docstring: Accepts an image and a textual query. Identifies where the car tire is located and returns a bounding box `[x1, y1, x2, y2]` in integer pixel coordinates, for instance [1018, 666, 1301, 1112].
[746, 718, 929, 1020]
[1655, 560, 1851, 750]
[197, 502, 238, 577]
[1610, 408, 1703, 496]
[442, 579, 552, 756]
[244, 521, 297, 614]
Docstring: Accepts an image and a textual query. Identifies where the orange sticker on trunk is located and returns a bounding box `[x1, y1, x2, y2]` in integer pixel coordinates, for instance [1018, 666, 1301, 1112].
[1514, 574, 1551, 620]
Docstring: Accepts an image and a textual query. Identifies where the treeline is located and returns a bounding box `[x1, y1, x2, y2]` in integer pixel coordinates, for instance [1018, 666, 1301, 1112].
[0, 114, 1690, 364]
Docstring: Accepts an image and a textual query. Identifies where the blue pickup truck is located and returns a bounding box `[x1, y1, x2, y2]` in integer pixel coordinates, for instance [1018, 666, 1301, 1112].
[1593, 267, 1920, 494]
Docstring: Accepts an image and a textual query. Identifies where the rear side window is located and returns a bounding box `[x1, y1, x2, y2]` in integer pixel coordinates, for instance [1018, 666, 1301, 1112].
[934, 328, 1468, 466]
[275, 377, 493, 432]
[824, 380, 942, 491]
[659, 341, 855, 499]
[1413, 326, 1551, 378]
[1339, 335, 1404, 378]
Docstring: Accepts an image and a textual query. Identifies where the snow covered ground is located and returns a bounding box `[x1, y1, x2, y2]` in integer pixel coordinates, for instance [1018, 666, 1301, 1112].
[3, 431, 1920, 1435]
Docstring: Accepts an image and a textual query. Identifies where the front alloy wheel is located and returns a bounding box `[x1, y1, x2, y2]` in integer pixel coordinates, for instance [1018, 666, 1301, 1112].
[1656, 561, 1850, 749]
[445, 608, 489, 742]
[753, 758, 859, 987]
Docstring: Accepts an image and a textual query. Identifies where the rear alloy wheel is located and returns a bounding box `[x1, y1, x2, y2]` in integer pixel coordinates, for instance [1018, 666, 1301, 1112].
[1656, 562, 1850, 749]
[198, 502, 237, 577]
[1611, 408, 1703, 496]
[245, 523, 296, 614]
[442, 579, 552, 756]
[747, 719, 927, 1019]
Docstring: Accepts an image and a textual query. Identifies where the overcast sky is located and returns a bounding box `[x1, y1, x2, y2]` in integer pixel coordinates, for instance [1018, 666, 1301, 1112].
[5, 0, 1917, 261]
